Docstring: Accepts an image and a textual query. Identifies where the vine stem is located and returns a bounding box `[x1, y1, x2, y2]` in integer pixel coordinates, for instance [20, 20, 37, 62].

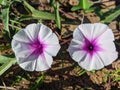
[0, 86, 17, 90]
[81, 10, 84, 24]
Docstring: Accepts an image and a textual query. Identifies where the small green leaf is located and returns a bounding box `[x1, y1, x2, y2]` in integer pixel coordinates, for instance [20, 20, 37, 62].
[49, 0, 55, 6]
[1, 0, 11, 37]
[71, 0, 93, 11]
[23, 0, 55, 20]
[0, 55, 16, 76]
[78, 69, 86, 76]
[0, 45, 11, 52]
[19, 15, 34, 21]
[101, 5, 120, 23]
[0, 0, 4, 4]
[114, 77, 120, 82]
[30, 73, 46, 90]
[1, 0, 21, 38]
[54, 2, 61, 29]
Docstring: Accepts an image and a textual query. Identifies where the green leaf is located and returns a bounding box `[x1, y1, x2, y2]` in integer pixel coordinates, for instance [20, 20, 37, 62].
[114, 77, 120, 82]
[0, 46, 11, 52]
[19, 15, 34, 21]
[30, 73, 46, 90]
[84, 7, 94, 13]
[78, 69, 86, 76]
[1, 0, 21, 37]
[0, 55, 16, 76]
[101, 5, 120, 23]
[71, 0, 93, 11]
[54, 2, 61, 29]
[0, 55, 14, 64]
[1, 0, 11, 37]
[23, 0, 55, 20]
[0, 0, 4, 4]
[49, 0, 55, 6]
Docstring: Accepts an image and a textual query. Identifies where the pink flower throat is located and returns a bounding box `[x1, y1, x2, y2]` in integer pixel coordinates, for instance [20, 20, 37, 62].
[30, 39, 46, 56]
[82, 38, 103, 58]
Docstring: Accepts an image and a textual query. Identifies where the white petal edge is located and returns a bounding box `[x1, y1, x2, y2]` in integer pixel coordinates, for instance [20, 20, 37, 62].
[35, 53, 53, 71]
[24, 23, 40, 41]
[12, 40, 34, 58]
[19, 59, 36, 71]
[92, 23, 110, 39]
[44, 33, 61, 56]
[76, 23, 111, 40]
[78, 23, 94, 39]
[78, 53, 104, 71]
[13, 29, 31, 43]
[97, 51, 118, 66]
[70, 50, 86, 62]
[39, 24, 52, 41]
[100, 41, 117, 52]
[73, 27, 85, 41]
[97, 28, 114, 42]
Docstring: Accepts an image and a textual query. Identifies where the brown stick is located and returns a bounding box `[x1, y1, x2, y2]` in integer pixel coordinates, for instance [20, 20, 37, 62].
[0, 86, 17, 90]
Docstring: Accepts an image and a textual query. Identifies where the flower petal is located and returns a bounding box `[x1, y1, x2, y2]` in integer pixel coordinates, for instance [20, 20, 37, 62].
[92, 23, 109, 39]
[35, 53, 53, 71]
[44, 33, 60, 56]
[78, 23, 94, 39]
[68, 39, 87, 62]
[70, 50, 86, 62]
[73, 27, 85, 41]
[24, 23, 40, 41]
[39, 24, 52, 41]
[97, 29, 114, 42]
[19, 60, 36, 71]
[12, 40, 34, 58]
[69, 39, 84, 49]
[97, 51, 118, 66]
[78, 23, 110, 40]
[78, 53, 104, 71]
[13, 29, 31, 43]
[100, 41, 116, 52]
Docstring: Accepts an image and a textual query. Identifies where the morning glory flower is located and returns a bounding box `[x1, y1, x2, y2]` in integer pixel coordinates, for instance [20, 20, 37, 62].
[12, 23, 60, 71]
[68, 23, 118, 71]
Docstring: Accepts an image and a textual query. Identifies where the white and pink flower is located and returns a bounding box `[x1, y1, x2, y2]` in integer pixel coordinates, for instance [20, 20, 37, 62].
[12, 23, 60, 71]
[68, 23, 118, 71]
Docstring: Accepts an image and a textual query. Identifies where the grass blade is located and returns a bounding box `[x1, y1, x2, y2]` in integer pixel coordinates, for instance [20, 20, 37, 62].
[54, 2, 61, 29]
[101, 5, 120, 23]
[0, 55, 16, 76]
[1, 0, 11, 37]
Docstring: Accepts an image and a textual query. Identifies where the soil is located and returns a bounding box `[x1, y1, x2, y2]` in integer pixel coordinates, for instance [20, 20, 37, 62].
[0, 0, 120, 90]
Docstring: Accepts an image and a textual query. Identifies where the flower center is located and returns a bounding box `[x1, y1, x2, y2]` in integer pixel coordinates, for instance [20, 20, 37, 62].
[30, 40, 45, 55]
[88, 44, 94, 51]
[82, 38, 103, 58]
[35, 42, 43, 55]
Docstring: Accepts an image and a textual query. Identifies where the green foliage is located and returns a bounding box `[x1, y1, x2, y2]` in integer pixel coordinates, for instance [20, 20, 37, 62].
[1, 0, 21, 38]
[71, 0, 93, 11]
[0, 45, 11, 52]
[102, 68, 120, 84]
[1, 0, 11, 37]
[53, 2, 61, 29]
[78, 69, 86, 76]
[49, 0, 55, 6]
[0, 55, 16, 76]
[101, 5, 120, 23]
[30, 73, 46, 90]
[113, 68, 120, 82]
[23, 0, 55, 20]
